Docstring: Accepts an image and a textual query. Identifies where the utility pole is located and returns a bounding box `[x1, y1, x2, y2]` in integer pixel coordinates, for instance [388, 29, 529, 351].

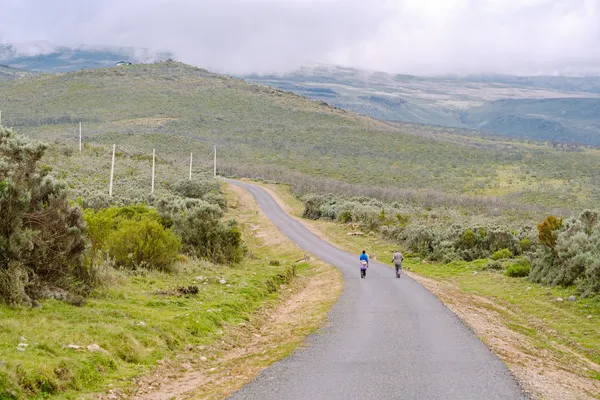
[0, 110, 2, 126]
[109, 144, 116, 197]
[189, 152, 193, 180]
[79, 122, 82, 152]
[151, 148, 156, 194]
[213, 145, 217, 177]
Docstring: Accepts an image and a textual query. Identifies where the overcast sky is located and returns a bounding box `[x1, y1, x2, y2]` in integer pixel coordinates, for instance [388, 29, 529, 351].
[2, 0, 600, 76]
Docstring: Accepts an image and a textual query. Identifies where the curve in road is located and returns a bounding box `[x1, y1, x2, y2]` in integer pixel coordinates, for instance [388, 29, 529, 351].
[226, 179, 526, 400]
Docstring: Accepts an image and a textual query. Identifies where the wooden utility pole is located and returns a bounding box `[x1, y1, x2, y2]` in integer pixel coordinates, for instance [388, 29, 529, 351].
[213, 146, 217, 177]
[79, 122, 82, 152]
[189, 153, 193, 180]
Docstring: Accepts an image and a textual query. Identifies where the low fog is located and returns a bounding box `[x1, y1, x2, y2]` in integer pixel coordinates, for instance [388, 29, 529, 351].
[2, 0, 600, 76]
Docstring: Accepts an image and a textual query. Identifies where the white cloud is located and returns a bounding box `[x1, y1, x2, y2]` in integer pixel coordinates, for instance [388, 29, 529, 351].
[2, 0, 599, 75]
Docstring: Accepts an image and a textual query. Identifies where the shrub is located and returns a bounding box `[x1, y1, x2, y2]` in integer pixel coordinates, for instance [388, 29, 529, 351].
[302, 194, 327, 220]
[0, 128, 86, 305]
[492, 248, 513, 260]
[537, 215, 562, 252]
[85, 205, 169, 253]
[530, 212, 600, 296]
[395, 213, 410, 227]
[172, 177, 219, 199]
[459, 229, 478, 249]
[202, 192, 227, 210]
[506, 259, 531, 277]
[579, 209, 599, 235]
[485, 260, 503, 271]
[519, 238, 532, 252]
[105, 218, 181, 271]
[84, 205, 180, 271]
[485, 228, 520, 254]
[338, 210, 353, 223]
[172, 203, 244, 264]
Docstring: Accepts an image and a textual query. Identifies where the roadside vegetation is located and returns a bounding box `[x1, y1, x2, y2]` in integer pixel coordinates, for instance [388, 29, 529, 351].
[254, 181, 600, 399]
[0, 127, 338, 399]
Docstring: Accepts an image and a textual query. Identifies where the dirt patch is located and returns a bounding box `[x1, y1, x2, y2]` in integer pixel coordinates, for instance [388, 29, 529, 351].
[406, 271, 600, 400]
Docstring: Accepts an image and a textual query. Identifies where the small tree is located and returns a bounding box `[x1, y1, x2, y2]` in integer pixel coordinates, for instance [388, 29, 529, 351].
[538, 215, 563, 253]
[0, 128, 86, 305]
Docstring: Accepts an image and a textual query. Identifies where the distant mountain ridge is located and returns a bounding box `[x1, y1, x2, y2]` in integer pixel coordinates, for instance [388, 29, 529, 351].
[0, 64, 33, 80]
[3, 43, 600, 146]
[245, 65, 600, 146]
[0, 43, 173, 72]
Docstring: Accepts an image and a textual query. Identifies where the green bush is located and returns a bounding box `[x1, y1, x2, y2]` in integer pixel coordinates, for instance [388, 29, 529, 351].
[520, 238, 532, 252]
[302, 194, 327, 220]
[173, 203, 244, 264]
[485, 260, 503, 271]
[202, 191, 227, 210]
[459, 229, 479, 249]
[84, 205, 180, 271]
[106, 218, 181, 271]
[492, 248, 513, 260]
[506, 259, 531, 277]
[0, 128, 86, 306]
[530, 211, 600, 296]
[338, 210, 353, 223]
[172, 178, 219, 199]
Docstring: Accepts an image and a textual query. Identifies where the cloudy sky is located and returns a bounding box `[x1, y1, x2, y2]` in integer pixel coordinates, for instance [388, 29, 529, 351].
[2, 0, 600, 76]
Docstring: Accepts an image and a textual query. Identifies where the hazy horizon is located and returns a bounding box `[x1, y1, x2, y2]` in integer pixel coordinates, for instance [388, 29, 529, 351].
[3, 0, 600, 77]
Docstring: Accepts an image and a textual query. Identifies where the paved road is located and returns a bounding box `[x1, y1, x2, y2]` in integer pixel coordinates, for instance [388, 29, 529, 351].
[226, 179, 526, 400]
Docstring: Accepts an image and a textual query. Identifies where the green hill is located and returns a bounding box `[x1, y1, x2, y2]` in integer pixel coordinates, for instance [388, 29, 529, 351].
[246, 65, 600, 145]
[461, 98, 600, 144]
[2, 61, 600, 213]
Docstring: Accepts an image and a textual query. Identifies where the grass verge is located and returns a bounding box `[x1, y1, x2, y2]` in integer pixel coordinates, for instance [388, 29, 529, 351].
[256, 180, 600, 400]
[0, 183, 342, 400]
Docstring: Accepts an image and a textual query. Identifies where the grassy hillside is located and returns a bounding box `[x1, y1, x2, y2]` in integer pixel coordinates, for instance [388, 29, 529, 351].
[0, 65, 31, 80]
[246, 65, 600, 145]
[2, 61, 600, 214]
[462, 98, 600, 144]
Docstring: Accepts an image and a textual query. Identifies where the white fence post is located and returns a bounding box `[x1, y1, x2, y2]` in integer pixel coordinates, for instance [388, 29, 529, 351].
[109, 144, 116, 196]
[151, 148, 156, 194]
